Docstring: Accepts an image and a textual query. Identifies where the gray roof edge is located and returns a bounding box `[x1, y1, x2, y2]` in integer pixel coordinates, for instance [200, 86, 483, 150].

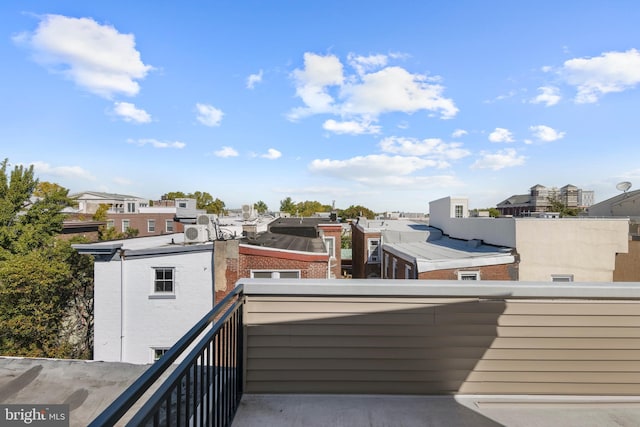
[239, 279, 640, 299]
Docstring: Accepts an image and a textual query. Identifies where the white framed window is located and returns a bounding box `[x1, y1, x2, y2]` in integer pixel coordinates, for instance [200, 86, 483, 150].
[152, 347, 169, 362]
[178, 202, 187, 208]
[107, 220, 114, 229]
[122, 219, 130, 232]
[166, 220, 174, 233]
[392, 258, 398, 279]
[458, 271, 480, 280]
[455, 205, 464, 218]
[148, 219, 156, 233]
[251, 270, 300, 279]
[405, 265, 412, 279]
[324, 236, 335, 258]
[153, 267, 175, 293]
[551, 274, 574, 282]
[367, 238, 381, 263]
[127, 202, 136, 213]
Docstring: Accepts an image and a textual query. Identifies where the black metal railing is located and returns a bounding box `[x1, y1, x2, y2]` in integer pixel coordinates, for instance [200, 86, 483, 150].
[89, 285, 244, 427]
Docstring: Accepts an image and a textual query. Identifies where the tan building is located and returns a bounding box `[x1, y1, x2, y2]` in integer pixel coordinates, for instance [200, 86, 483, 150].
[430, 196, 629, 282]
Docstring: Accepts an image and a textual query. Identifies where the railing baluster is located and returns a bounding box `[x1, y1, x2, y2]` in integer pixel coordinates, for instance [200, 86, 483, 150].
[90, 286, 244, 427]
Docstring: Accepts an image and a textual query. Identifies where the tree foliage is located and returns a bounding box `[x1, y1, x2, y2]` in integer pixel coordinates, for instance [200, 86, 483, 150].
[547, 197, 578, 217]
[253, 200, 268, 214]
[163, 191, 226, 214]
[279, 197, 332, 217]
[0, 159, 93, 358]
[338, 205, 376, 220]
[279, 197, 295, 214]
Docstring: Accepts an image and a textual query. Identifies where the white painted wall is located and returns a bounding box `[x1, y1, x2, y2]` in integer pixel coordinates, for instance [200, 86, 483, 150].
[93, 250, 214, 364]
[515, 218, 629, 281]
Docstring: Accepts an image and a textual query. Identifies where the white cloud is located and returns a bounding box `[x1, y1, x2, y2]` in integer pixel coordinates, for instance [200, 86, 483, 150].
[531, 86, 561, 106]
[127, 138, 186, 149]
[340, 66, 458, 119]
[488, 127, 514, 143]
[214, 146, 239, 158]
[529, 125, 566, 142]
[379, 136, 470, 161]
[113, 101, 151, 123]
[562, 49, 640, 103]
[246, 69, 263, 89]
[471, 148, 525, 171]
[288, 52, 457, 123]
[196, 103, 224, 127]
[309, 154, 441, 183]
[30, 161, 95, 180]
[14, 14, 152, 98]
[322, 119, 381, 135]
[261, 148, 282, 160]
[452, 129, 468, 138]
[347, 53, 388, 75]
[287, 53, 344, 120]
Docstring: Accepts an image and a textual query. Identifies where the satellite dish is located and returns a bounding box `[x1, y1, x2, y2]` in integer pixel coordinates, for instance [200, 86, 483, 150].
[616, 181, 632, 193]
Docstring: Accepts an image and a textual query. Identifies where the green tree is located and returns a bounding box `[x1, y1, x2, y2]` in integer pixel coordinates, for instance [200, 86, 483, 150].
[338, 205, 376, 220]
[162, 191, 188, 200]
[93, 204, 123, 240]
[280, 197, 296, 214]
[295, 200, 332, 217]
[0, 160, 93, 358]
[253, 200, 268, 214]
[163, 191, 226, 215]
[206, 198, 226, 215]
[547, 197, 578, 217]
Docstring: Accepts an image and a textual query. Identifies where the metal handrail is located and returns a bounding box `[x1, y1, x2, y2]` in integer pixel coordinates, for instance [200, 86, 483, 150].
[88, 284, 244, 427]
[126, 298, 243, 426]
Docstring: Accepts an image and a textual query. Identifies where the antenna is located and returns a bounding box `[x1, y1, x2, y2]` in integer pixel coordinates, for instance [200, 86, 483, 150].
[616, 181, 632, 193]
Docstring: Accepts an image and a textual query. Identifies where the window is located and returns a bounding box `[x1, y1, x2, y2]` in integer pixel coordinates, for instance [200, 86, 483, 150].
[367, 238, 381, 263]
[152, 348, 169, 362]
[455, 205, 464, 218]
[154, 267, 174, 293]
[166, 220, 174, 233]
[178, 202, 187, 208]
[552, 274, 574, 282]
[392, 258, 398, 279]
[122, 219, 130, 232]
[127, 202, 136, 213]
[324, 237, 335, 258]
[251, 270, 300, 279]
[458, 271, 480, 280]
[405, 265, 412, 279]
[148, 219, 156, 232]
[107, 220, 114, 229]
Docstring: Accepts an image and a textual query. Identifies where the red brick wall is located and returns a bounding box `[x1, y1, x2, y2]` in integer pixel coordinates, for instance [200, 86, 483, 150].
[351, 224, 382, 278]
[239, 253, 328, 279]
[417, 263, 517, 280]
[106, 213, 184, 237]
[319, 224, 342, 279]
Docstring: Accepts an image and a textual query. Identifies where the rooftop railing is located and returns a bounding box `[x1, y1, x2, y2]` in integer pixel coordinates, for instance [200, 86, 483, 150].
[88, 285, 244, 427]
[90, 279, 640, 426]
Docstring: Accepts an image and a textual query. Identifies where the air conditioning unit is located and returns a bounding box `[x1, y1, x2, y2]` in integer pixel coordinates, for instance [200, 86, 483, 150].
[241, 204, 253, 221]
[184, 225, 208, 243]
[196, 214, 211, 225]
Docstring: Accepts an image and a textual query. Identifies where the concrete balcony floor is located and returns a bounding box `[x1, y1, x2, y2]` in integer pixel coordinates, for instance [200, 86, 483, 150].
[233, 394, 640, 427]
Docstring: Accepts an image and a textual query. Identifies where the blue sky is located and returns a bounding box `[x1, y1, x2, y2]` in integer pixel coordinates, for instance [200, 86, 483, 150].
[2, 1, 640, 213]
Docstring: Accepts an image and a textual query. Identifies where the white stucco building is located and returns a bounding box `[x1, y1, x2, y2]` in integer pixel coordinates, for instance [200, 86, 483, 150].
[74, 234, 215, 364]
[429, 197, 629, 282]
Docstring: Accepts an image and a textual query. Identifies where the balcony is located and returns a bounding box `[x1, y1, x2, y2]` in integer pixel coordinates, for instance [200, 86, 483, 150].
[90, 279, 640, 426]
